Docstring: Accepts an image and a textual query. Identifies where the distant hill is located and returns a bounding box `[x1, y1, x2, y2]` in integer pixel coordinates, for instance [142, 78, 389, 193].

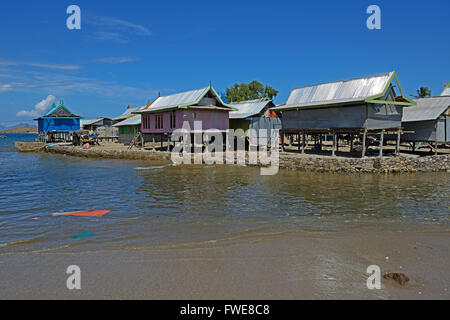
[0, 126, 38, 134]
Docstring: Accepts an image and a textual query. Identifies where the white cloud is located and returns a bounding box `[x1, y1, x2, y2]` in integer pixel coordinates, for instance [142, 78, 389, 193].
[35, 95, 56, 111]
[86, 14, 152, 43]
[93, 57, 136, 64]
[16, 110, 40, 118]
[0, 58, 80, 70]
[0, 84, 13, 92]
[16, 95, 56, 118]
[89, 16, 152, 36]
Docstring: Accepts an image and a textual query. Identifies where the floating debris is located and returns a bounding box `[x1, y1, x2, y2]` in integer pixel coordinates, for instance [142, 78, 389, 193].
[51, 210, 110, 217]
[134, 165, 169, 170]
[72, 232, 93, 239]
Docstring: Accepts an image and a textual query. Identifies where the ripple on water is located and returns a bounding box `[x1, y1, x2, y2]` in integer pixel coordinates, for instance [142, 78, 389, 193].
[0, 136, 449, 254]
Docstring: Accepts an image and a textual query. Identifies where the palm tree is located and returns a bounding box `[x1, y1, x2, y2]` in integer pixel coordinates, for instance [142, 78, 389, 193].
[413, 87, 432, 98]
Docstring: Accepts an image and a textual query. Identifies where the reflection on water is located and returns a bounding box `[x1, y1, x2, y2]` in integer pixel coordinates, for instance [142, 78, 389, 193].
[0, 134, 449, 254]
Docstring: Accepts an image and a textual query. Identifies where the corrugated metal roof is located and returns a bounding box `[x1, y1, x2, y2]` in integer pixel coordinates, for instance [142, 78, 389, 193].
[113, 114, 141, 127]
[229, 99, 271, 119]
[273, 72, 394, 110]
[441, 87, 450, 96]
[81, 118, 110, 126]
[113, 106, 142, 121]
[81, 119, 100, 126]
[402, 97, 450, 122]
[140, 87, 209, 113]
[137, 86, 232, 113]
[113, 104, 149, 126]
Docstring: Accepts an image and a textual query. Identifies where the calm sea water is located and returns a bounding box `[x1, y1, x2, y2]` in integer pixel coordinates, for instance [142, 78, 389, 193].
[0, 134, 449, 254]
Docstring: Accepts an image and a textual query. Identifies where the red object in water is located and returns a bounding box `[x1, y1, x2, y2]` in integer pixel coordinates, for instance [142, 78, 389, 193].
[51, 210, 110, 217]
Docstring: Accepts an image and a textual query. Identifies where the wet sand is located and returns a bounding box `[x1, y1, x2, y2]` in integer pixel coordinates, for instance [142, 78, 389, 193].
[1, 223, 449, 300]
[2, 139, 449, 300]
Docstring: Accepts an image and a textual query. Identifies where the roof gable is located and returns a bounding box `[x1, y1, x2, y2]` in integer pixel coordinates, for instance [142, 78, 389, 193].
[137, 86, 234, 114]
[40, 100, 80, 118]
[274, 71, 415, 110]
[441, 87, 450, 96]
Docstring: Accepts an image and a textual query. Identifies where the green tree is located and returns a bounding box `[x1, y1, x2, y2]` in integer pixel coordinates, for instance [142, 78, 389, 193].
[225, 81, 279, 102]
[413, 87, 432, 98]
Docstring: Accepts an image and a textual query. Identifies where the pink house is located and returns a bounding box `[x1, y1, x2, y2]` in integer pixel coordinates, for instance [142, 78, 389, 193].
[134, 85, 233, 136]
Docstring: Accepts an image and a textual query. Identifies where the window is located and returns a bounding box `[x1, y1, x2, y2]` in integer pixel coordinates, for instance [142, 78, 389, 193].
[142, 115, 149, 129]
[170, 111, 176, 128]
[155, 114, 163, 129]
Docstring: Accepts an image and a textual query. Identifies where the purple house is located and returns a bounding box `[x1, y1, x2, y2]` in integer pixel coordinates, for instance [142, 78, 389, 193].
[134, 85, 233, 144]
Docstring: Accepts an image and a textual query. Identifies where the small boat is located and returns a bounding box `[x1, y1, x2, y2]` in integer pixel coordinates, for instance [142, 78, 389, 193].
[0, 135, 6, 139]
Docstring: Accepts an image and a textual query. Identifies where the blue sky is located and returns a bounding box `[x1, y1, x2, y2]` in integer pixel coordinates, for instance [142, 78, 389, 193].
[0, 0, 449, 126]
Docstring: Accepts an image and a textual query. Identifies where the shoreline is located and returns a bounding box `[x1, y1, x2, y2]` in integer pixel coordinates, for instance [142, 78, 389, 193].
[1, 222, 448, 299]
[15, 141, 450, 174]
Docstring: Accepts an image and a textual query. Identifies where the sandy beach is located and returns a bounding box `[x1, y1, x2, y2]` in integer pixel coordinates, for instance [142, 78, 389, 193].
[1, 222, 449, 300]
[2, 135, 449, 300]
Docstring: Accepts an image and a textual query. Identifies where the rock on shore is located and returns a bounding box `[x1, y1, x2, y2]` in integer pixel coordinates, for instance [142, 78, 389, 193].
[14, 143, 450, 174]
[279, 153, 450, 174]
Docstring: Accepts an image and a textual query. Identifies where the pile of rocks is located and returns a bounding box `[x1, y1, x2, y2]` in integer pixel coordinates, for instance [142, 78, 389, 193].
[279, 153, 450, 174]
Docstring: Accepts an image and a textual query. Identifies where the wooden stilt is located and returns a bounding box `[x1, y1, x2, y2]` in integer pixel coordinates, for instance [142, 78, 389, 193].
[302, 133, 305, 154]
[281, 131, 285, 152]
[362, 129, 367, 158]
[336, 134, 339, 152]
[395, 130, 401, 155]
[332, 133, 336, 157]
[313, 135, 317, 152]
[435, 122, 439, 155]
[350, 135, 354, 152]
[319, 135, 323, 153]
[167, 135, 171, 153]
[379, 130, 384, 157]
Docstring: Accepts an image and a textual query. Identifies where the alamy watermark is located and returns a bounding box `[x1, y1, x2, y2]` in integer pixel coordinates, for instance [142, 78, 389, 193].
[366, 5, 381, 30]
[66, 5, 81, 30]
[66, 265, 81, 290]
[366, 265, 381, 290]
[169, 121, 280, 176]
